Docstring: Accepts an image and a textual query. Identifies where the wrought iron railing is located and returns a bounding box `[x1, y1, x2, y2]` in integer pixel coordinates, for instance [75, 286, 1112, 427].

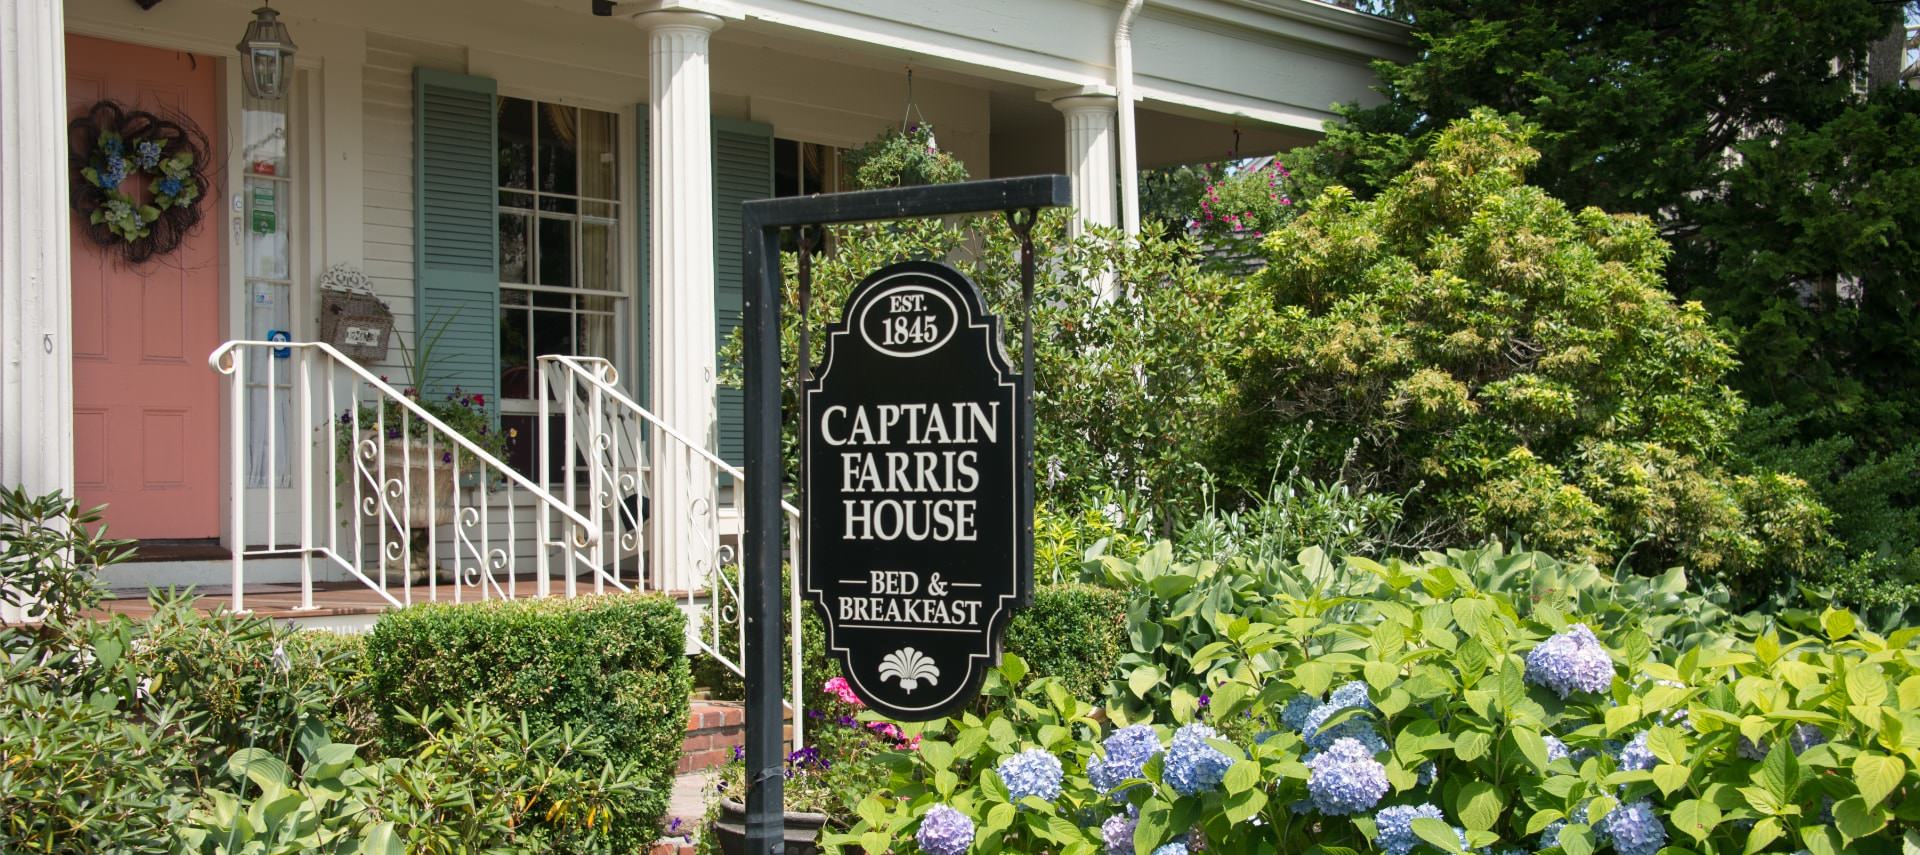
[209, 341, 601, 613]
[539, 355, 804, 749]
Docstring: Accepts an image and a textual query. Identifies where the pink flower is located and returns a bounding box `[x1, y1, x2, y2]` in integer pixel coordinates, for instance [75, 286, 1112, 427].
[822, 676, 864, 707]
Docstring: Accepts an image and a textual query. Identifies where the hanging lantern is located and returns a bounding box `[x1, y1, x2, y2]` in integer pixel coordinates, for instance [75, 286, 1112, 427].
[236, 5, 296, 100]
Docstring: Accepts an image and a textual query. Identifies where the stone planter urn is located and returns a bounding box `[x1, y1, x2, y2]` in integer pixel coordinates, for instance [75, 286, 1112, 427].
[381, 438, 457, 529]
[710, 799, 828, 855]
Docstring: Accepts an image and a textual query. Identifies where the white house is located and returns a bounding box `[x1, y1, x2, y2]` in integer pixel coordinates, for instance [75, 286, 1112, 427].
[0, 0, 1407, 629]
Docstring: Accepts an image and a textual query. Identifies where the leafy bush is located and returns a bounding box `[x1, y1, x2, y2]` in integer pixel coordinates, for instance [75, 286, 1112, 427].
[362, 593, 691, 847]
[1216, 110, 1831, 601]
[179, 705, 651, 854]
[828, 543, 1920, 855]
[0, 486, 132, 626]
[999, 584, 1129, 707]
[841, 123, 969, 189]
[1034, 499, 1150, 586]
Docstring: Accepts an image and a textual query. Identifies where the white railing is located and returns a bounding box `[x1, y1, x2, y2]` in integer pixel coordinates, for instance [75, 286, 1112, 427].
[539, 355, 804, 750]
[209, 341, 601, 613]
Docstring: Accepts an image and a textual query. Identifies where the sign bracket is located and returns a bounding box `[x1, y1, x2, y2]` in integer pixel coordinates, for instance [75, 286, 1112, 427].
[739, 176, 1069, 854]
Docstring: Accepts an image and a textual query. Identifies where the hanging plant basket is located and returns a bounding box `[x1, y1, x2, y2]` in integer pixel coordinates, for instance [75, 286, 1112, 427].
[67, 100, 211, 265]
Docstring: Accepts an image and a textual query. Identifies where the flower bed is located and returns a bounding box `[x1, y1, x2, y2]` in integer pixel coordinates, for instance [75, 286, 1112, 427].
[824, 545, 1920, 854]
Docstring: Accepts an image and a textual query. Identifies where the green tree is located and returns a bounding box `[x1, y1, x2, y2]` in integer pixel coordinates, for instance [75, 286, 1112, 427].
[1298, 0, 1920, 603]
[1217, 111, 1831, 602]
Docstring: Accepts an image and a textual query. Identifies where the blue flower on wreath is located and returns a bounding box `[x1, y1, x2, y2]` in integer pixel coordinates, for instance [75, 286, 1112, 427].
[157, 176, 184, 198]
[103, 136, 125, 157]
[135, 140, 163, 169]
[101, 155, 129, 191]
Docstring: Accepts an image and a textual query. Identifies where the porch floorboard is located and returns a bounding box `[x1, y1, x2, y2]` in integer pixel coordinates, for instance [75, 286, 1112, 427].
[88, 576, 706, 623]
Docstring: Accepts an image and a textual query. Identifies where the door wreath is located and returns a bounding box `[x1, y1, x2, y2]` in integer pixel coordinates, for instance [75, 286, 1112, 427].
[67, 100, 210, 265]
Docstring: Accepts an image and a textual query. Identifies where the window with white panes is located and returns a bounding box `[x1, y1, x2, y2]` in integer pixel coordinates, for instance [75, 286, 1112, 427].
[243, 76, 299, 489]
[496, 97, 624, 403]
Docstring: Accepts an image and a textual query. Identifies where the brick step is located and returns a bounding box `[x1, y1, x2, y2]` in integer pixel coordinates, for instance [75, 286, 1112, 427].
[680, 700, 793, 773]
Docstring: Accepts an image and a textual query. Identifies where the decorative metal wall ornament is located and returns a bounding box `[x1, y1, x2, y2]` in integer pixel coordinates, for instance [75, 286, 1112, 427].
[67, 100, 210, 265]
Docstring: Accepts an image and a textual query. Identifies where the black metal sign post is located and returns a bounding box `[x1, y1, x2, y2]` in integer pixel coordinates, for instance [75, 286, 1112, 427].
[740, 175, 1070, 854]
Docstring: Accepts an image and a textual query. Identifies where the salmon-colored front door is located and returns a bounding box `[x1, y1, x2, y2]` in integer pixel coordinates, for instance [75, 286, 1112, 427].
[67, 35, 222, 539]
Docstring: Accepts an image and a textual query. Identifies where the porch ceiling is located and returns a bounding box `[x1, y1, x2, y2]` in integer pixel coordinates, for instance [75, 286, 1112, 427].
[523, 0, 1410, 134]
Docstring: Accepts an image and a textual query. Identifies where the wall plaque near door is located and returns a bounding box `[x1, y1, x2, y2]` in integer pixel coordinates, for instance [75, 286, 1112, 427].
[804, 259, 1032, 721]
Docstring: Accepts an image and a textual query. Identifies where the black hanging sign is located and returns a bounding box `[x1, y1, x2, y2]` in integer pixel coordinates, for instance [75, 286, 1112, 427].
[805, 259, 1032, 721]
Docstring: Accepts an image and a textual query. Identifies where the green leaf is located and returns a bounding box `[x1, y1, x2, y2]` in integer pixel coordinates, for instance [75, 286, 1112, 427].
[1129, 666, 1163, 699]
[1133, 803, 1170, 855]
[1652, 763, 1690, 796]
[1672, 799, 1721, 842]
[1743, 817, 1784, 854]
[1498, 659, 1526, 715]
[1847, 666, 1889, 708]
[1835, 795, 1888, 841]
[1512, 728, 1550, 771]
[1224, 760, 1260, 795]
[1453, 729, 1493, 762]
[1452, 598, 1493, 635]
[1647, 725, 1688, 765]
[362, 822, 403, 855]
[1855, 753, 1904, 808]
[1457, 781, 1504, 832]
[1756, 742, 1801, 805]
[1801, 823, 1843, 855]
[1412, 817, 1462, 853]
[227, 747, 293, 792]
[921, 739, 956, 771]
[1821, 608, 1858, 641]
[1296, 660, 1335, 697]
[1558, 824, 1594, 855]
[1224, 788, 1267, 824]
[1366, 660, 1400, 691]
[986, 803, 1016, 834]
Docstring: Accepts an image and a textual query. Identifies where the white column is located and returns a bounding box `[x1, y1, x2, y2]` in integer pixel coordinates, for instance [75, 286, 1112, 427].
[0, 0, 72, 623]
[1046, 90, 1120, 237]
[1, 0, 73, 497]
[636, 8, 723, 593]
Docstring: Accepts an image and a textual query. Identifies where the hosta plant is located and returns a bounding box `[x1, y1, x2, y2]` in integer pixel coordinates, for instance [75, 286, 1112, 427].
[826, 548, 1920, 855]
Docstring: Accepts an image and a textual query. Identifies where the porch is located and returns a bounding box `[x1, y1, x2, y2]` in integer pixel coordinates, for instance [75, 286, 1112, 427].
[2, 0, 1407, 626]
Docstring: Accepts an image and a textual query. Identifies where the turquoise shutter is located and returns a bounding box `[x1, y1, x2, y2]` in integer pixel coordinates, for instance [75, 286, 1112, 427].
[412, 68, 498, 403]
[712, 118, 773, 465]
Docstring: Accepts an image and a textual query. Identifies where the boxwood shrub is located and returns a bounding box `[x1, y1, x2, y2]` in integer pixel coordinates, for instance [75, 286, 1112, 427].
[362, 592, 690, 845]
[1000, 583, 1129, 706]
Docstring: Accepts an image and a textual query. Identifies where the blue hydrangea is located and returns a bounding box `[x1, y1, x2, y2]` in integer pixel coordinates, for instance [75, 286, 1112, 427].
[1789, 724, 1826, 753]
[1151, 844, 1189, 855]
[1100, 813, 1136, 855]
[1543, 734, 1571, 763]
[1281, 694, 1320, 732]
[1524, 624, 1615, 698]
[1375, 803, 1446, 855]
[101, 155, 128, 191]
[1301, 681, 1384, 752]
[1598, 799, 1666, 855]
[157, 176, 184, 197]
[1089, 725, 1161, 795]
[998, 748, 1063, 802]
[1617, 731, 1657, 771]
[1417, 762, 1436, 786]
[1539, 804, 1590, 850]
[104, 137, 124, 157]
[916, 804, 975, 855]
[135, 140, 163, 169]
[1307, 737, 1388, 815]
[1164, 722, 1233, 796]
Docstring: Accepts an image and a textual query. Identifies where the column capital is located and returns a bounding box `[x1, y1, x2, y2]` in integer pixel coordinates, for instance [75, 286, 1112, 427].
[1039, 85, 1118, 111]
[628, 2, 733, 32]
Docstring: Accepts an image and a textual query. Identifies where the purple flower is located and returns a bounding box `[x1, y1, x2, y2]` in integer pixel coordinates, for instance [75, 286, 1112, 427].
[1544, 734, 1571, 763]
[1101, 813, 1137, 855]
[1375, 804, 1446, 855]
[1089, 725, 1161, 796]
[1525, 624, 1614, 698]
[1164, 723, 1233, 796]
[916, 804, 975, 855]
[1617, 731, 1657, 771]
[1598, 799, 1666, 855]
[1306, 737, 1388, 815]
[998, 748, 1063, 802]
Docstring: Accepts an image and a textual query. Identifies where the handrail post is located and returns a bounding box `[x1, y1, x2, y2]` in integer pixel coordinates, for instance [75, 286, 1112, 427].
[297, 348, 314, 611]
[229, 350, 247, 613]
[538, 360, 553, 598]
